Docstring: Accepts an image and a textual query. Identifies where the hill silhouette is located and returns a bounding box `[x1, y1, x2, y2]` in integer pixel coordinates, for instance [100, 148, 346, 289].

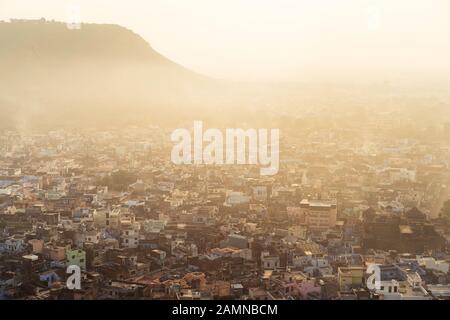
[0, 19, 225, 130]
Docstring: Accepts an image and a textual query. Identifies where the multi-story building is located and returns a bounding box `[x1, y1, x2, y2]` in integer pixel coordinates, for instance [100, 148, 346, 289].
[93, 208, 121, 229]
[300, 199, 337, 230]
[66, 248, 86, 270]
[338, 266, 365, 291]
[120, 213, 140, 249]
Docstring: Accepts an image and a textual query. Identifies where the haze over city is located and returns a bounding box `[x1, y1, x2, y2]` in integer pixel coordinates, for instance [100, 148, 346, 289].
[1, 0, 450, 304]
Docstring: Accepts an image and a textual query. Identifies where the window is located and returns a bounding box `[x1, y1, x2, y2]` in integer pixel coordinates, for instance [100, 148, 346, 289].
[388, 287, 392, 293]
[394, 286, 398, 293]
[380, 286, 384, 290]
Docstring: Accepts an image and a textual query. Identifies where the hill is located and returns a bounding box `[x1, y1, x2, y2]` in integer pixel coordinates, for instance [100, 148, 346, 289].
[0, 19, 223, 130]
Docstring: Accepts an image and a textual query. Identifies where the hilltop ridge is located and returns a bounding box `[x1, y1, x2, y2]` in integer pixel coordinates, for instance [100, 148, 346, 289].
[0, 19, 218, 129]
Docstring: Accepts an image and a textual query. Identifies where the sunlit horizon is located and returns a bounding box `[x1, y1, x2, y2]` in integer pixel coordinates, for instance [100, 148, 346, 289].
[1, 0, 450, 81]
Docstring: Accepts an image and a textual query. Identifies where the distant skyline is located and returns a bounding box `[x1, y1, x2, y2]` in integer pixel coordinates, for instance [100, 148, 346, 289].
[1, 0, 450, 81]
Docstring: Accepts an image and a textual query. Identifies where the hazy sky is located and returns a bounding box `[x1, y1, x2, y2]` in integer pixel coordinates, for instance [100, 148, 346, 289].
[1, 0, 450, 80]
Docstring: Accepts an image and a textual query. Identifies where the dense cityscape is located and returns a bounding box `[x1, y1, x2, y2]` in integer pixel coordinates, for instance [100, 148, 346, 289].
[1, 1, 450, 306]
[1, 114, 450, 300]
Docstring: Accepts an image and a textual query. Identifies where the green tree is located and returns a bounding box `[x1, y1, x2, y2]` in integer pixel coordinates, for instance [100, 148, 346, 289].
[99, 170, 137, 191]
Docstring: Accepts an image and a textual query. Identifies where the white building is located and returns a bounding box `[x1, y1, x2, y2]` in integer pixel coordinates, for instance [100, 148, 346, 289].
[262, 256, 280, 270]
[371, 269, 431, 300]
[143, 219, 166, 233]
[224, 191, 250, 206]
[417, 257, 449, 274]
